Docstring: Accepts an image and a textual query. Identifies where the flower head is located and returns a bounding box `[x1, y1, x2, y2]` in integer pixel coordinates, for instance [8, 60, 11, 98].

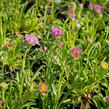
[101, 62, 108, 70]
[39, 82, 48, 93]
[13, 40, 17, 43]
[79, 3, 83, 7]
[94, 4, 102, 13]
[67, 10, 73, 15]
[53, 56, 57, 60]
[76, 24, 81, 28]
[106, 96, 109, 102]
[51, 27, 63, 38]
[99, 12, 103, 16]
[58, 41, 64, 47]
[70, 13, 76, 19]
[48, 0, 52, 2]
[40, 46, 47, 52]
[0, 100, 2, 107]
[25, 34, 39, 45]
[16, 32, 21, 36]
[89, 3, 93, 9]
[67, 10, 76, 19]
[71, 47, 81, 58]
[88, 38, 93, 43]
[68, 4, 72, 9]
[0, 82, 8, 88]
[7, 43, 12, 48]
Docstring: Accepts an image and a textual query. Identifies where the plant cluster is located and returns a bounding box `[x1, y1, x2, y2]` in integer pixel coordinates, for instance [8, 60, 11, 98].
[0, 0, 109, 109]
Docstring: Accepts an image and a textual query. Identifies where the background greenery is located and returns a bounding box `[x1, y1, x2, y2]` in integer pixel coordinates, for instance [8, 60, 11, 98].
[0, 0, 109, 109]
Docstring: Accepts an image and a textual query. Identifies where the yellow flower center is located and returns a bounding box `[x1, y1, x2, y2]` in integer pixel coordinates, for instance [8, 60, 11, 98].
[30, 38, 33, 43]
[101, 62, 108, 70]
[41, 85, 47, 91]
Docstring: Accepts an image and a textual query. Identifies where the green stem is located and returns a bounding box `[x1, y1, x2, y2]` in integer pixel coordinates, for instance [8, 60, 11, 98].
[2, 89, 4, 101]
[0, 17, 4, 48]
[22, 46, 31, 73]
[43, 94, 47, 109]
[1, 65, 4, 74]
[51, 0, 54, 15]
[54, 66, 64, 109]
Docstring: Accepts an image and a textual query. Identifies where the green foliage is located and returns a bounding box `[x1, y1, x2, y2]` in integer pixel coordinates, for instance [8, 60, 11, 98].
[0, 0, 109, 109]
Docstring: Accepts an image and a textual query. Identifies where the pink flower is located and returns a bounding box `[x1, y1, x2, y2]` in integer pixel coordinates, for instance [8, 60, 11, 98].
[51, 27, 63, 38]
[13, 40, 16, 43]
[89, 3, 93, 9]
[58, 41, 64, 47]
[40, 46, 47, 52]
[68, 4, 72, 8]
[25, 34, 39, 45]
[94, 4, 102, 12]
[67, 10, 76, 19]
[88, 38, 93, 43]
[0, 100, 2, 107]
[76, 24, 81, 28]
[8, 43, 12, 48]
[71, 47, 81, 58]
[106, 96, 109, 102]
[70, 13, 76, 19]
[67, 10, 73, 15]
[99, 12, 103, 16]
[16, 32, 21, 36]
[79, 3, 83, 7]
[39, 82, 48, 93]
[53, 56, 57, 60]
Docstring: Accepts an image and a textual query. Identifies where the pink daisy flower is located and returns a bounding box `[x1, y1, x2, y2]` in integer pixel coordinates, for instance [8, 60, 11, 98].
[76, 24, 81, 28]
[89, 3, 93, 9]
[8, 43, 12, 48]
[67, 9, 76, 19]
[70, 13, 76, 19]
[0, 100, 2, 107]
[99, 12, 103, 16]
[88, 38, 93, 43]
[94, 4, 102, 13]
[58, 41, 64, 47]
[79, 3, 83, 7]
[25, 34, 39, 45]
[16, 32, 21, 36]
[106, 96, 109, 102]
[71, 47, 81, 58]
[68, 4, 72, 9]
[53, 56, 57, 60]
[39, 82, 48, 93]
[40, 46, 47, 52]
[67, 10, 73, 15]
[51, 27, 63, 38]
[13, 40, 17, 43]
